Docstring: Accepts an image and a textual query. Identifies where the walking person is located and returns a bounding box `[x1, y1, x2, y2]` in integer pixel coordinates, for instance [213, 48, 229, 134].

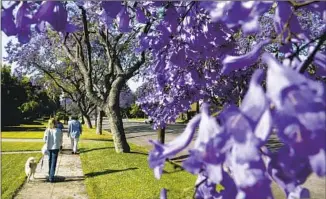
[68, 116, 82, 154]
[55, 117, 64, 150]
[43, 118, 62, 183]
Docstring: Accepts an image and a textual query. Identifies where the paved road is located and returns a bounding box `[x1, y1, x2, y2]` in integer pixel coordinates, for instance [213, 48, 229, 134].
[93, 119, 195, 156]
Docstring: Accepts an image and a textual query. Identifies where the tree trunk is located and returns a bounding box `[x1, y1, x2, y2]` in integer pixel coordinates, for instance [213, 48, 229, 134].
[83, 114, 93, 129]
[106, 85, 130, 153]
[157, 127, 165, 144]
[186, 111, 191, 121]
[96, 110, 104, 135]
[94, 107, 98, 127]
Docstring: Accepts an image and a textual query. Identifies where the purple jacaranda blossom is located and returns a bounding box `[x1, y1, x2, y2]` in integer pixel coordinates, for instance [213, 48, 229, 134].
[308, 149, 326, 177]
[16, 2, 35, 43]
[267, 145, 312, 196]
[34, 2, 67, 32]
[195, 171, 237, 199]
[101, 1, 122, 18]
[116, 7, 131, 33]
[136, 7, 148, 24]
[98, 10, 113, 27]
[219, 70, 273, 198]
[1, 2, 20, 36]
[164, 6, 179, 33]
[148, 114, 201, 179]
[183, 104, 229, 183]
[288, 186, 310, 199]
[34, 2, 78, 34]
[221, 39, 271, 75]
[263, 53, 326, 176]
[160, 188, 167, 199]
[201, 2, 273, 35]
[170, 48, 186, 67]
[313, 52, 326, 77]
[274, 2, 292, 42]
[222, 70, 272, 144]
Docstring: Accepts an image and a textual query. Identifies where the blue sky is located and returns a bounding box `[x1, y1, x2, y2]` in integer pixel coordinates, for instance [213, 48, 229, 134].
[1, 32, 141, 92]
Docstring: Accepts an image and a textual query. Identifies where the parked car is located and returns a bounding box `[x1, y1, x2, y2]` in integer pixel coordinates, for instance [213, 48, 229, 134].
[144, 117, 153, 124]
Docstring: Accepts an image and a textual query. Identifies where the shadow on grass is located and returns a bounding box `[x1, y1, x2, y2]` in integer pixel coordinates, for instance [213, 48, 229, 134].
[21, 121, 43, 125]
[81, 138, 113, 142]
[126, 133, 157, 139]
[2, 126, 45, 132]
[170, 155, 189, 163]
[85, 167, 138, 178]
[79, 146, 115, 153]
[129, 151, 148, 156]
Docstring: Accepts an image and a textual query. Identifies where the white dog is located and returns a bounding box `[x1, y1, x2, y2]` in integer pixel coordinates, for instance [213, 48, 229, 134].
[25, 157, 37, 182]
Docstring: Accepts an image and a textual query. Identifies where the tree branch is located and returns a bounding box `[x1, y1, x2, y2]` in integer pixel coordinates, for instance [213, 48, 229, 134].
[125, 51, 146, 79]
[299, 32, 326, 74]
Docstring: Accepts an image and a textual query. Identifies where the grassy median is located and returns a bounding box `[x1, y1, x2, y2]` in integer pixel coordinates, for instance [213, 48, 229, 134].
[79, 128, 196, 199]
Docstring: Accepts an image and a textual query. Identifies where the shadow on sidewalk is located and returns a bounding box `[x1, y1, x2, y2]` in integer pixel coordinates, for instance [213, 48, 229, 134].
[85, 167, 138, 178]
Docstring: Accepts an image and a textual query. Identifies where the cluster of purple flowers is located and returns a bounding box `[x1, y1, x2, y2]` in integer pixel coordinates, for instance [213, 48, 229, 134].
[150, 53, 325, 198]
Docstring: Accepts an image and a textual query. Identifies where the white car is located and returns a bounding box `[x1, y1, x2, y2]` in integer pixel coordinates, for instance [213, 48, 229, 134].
[144, 118, 153, 124]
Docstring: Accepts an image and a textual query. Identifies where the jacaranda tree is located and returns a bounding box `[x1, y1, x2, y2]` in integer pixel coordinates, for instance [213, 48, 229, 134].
[2, 1, 325, 198]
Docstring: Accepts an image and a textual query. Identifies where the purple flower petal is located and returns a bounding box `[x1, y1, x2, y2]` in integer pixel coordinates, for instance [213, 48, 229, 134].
[267, 146, 312, 193]
[164, 7, 179, 33]
[136, 7, 148, 24]
[288, 186, 310, 199]
[1, 2, 19, 36]
[101, 1, 122, 18]
[160, 188, 167, 199]
[274, 2, 292, 37]
[263, 53, 307, 109]
[99, 9, 114, 27]
[148, 114, 201, 179]
[314, 52, 326, 77]
[65, 23, 79, 33]
[34, 2, 68, 32]
[309, 149, 326, 177]
[240, 70, 266, 123]
[16, 2, 35, 43]
[221, 39, 271, 75]
[170, 48, 186, 67]
[116, 7, 131, 33]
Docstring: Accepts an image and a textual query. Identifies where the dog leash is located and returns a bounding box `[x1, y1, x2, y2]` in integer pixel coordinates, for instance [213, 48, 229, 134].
[41, 155, 44, 169]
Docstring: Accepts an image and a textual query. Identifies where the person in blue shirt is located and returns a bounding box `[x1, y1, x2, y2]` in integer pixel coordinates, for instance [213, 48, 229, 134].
[68, 116, 82, 154]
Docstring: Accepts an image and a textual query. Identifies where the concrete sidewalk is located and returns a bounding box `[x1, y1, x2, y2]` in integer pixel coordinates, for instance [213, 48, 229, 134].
[14, 132, 88, 199]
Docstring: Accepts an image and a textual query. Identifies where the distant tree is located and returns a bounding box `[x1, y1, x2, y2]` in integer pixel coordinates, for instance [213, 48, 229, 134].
[1, 65, 59, 126]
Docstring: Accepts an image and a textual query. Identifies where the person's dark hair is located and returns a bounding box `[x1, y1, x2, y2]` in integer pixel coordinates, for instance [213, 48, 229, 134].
[71, 116, 78, 120]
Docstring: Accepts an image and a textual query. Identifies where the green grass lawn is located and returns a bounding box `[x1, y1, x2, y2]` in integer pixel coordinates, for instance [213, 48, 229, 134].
[79, 128, 196, 199]
[1, 153, 42, 199]
[80, 142, 196, 199]
[80, 126, 113, 141]
[1, 142, 44, 152]
[126, 118, 146, 122]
